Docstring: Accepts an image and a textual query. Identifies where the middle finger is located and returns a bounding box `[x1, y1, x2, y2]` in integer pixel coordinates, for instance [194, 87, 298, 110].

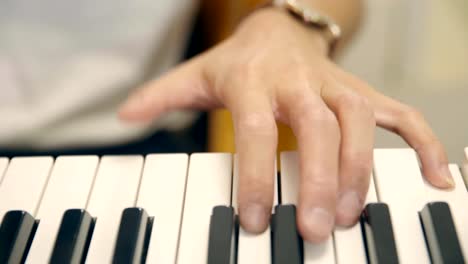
[281, 87, 340, 243]
[321, 80, 375, 226]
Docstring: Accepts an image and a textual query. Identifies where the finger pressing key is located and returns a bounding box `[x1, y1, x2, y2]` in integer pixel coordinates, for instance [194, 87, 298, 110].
[230, 91, 277, 234]
[322, 82, 375, 226]
[284, 90, 340, 243]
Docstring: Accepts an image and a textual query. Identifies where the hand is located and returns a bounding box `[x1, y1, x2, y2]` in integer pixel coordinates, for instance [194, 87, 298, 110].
[119, 8, 453, 243]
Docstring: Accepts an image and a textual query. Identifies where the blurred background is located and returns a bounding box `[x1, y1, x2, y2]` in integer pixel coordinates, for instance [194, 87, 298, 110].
[1, 0, 467, 164]
[338, 0, 468, 164]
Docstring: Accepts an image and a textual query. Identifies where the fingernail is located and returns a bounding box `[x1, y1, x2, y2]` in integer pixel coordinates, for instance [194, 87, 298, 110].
[441, 165, 455, 188]
[303, 207, 334, 241]
[336, 191, 362, 225]
[240, 204, 269, 233]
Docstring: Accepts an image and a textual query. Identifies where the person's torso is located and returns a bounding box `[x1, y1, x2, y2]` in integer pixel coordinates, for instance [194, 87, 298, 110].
[0, 0, 199, 149]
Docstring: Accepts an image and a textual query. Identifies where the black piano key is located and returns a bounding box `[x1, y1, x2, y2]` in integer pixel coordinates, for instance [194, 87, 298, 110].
[113, 207, 152, 264]
[0, 210, 36, 264]
[271, 204, 302, 264]
[420, 202, 465, 264]
[50, 209, 94, 264]
[207, 205, 235, 264]
[233, 215, 240, 264]
[361, 203, 399, 264]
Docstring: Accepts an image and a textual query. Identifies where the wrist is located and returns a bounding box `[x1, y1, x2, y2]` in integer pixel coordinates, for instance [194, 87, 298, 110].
[237, 7, 330, 57]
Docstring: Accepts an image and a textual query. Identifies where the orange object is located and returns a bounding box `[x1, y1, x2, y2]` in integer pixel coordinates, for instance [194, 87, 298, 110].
[201, 0, 298, 157]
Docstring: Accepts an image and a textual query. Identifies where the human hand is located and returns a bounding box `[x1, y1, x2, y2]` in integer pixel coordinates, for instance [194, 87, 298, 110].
[119, 8, 453, 243]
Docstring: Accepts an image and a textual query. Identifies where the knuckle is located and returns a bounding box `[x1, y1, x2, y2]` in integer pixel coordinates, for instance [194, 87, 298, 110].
[420, 136, 444, 153]
[341, 150, 373, 176]
[292, 102, 340, 136]
[306, 107, 339, 127]
[400, 107, 425, 125]
[290, 94, 337, 125]
[336, 92, 373, 114]
[285, 88, 311, 108]
[303, 168, 339, 189]
[237, 113, 276, 133]
[429, 138, 444, 149]
[232, 57, 261, 80]
[281, 59, 311, 79]
[391, 106, 426, 137]
[294, 106, 341, 139]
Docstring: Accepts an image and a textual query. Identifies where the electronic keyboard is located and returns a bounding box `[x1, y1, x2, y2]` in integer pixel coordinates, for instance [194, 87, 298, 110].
[0, 148, 467, 263]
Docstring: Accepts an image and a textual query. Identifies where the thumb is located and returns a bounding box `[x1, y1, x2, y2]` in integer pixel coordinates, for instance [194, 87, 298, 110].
[119, 54, 216, 122]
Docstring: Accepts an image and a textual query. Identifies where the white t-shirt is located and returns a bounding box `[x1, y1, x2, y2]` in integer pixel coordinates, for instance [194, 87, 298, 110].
[0, 0, 199, 149]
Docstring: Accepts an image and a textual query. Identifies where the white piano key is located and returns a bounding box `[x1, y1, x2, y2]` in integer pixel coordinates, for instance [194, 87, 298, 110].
[422, 164, 467, 203]
[422, 164, 468, 258]
[373, 149, 430, 263]
[25, 156, 98, 263]
[280, 151, 336, 264]
[334, 174, 378, 264]
[136, 154, 189, 263]
[232, 155, 276, 264]
[462, 147, 468, 190]
[177, 153, 232, 264]
[85, 156, 143, 264]
[0, 157, 53, 221]
[0, 158, 8, 185]
[366, 175, 378, 203]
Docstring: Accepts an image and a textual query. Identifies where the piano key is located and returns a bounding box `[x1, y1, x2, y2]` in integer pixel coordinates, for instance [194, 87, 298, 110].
[0, 158, 8, 185]
[366, 174, 379, 202]
[26, 156, 98, 263]
[271, 205, 303, 264]
[232, 155, 276, 264]
[464, 147, 468, 161]
[361, 203, 399, 264]
[0, 211, 36, 264]
[136, 154, 188, 263]
[420, 202, 465, 264]
[463, 148, 468, 190]
[49, 209, 94, 264]
[178, 153, 232, 264]
[463, 164, 468, 191]
[334, 175, 379, 264]
[422, 164, 468, 257]
[280, 151, 336, 264]
[113, 207, 150, 264]
[373, 149, 430, 263]
[207, 206, 235, 264]
[0, 157, 53, 223]
[85, 156, 144, 263]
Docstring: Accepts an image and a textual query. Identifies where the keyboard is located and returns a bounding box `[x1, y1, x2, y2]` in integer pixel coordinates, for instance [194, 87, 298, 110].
[0, 148, 466, 264]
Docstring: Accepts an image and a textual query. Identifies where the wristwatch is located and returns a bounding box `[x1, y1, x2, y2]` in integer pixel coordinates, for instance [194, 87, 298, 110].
[266, 0, 342, 56]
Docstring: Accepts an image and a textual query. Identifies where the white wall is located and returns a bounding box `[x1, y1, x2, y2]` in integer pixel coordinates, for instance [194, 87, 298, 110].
[338, 0, 468, 164]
